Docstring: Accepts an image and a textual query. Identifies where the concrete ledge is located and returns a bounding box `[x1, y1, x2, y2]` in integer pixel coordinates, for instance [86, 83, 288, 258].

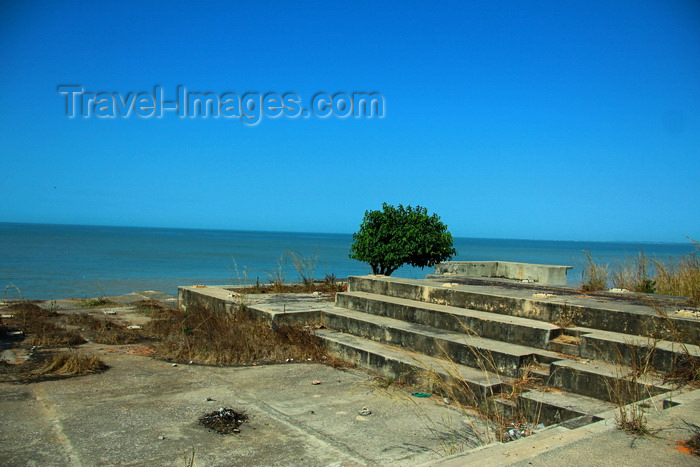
[435, 261, 573, 285]
[178, 286, 328, 326]
[336, 291, 560, 349]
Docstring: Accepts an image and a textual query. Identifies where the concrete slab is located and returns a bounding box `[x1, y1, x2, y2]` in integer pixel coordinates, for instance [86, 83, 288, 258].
[0, 342, 489, 466]
[427, 389, 700, 466]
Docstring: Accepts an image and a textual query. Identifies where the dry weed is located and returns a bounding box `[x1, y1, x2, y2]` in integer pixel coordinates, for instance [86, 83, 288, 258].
[63, 313, 139, 344]
[36, 351, 107, 376]
[144, 305, 326, 365]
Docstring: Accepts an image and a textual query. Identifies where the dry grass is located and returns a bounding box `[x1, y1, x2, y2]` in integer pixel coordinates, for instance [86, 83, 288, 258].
[8, 301, 57, 327]
[680, 421, 700, 456]
[390, 331, 541, 447]
[652, 253, 700, 304]
[5, 302, 86, 347]
[611, 252, 656, 293]
[63, 313, 140, 345]
[581, 250, 609, 292]
[36, 351, 107, 376]
[605, 344, 656, 435]
[134, 299, 165, 314]
[144, 304, 326, 365]
[76, 297, 120, 308]
[3, 301, 139, 347]
[26, 322, 86, 347]
[582, 244, 699, 303]
[230, 282, 347, 295]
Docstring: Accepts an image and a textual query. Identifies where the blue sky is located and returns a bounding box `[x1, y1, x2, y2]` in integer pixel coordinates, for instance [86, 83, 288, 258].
[1, 0, 698, 242]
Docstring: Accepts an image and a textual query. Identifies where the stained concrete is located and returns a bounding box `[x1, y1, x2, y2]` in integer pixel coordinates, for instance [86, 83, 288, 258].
[428, 389, 700, 466]
[0, 342, 491, 466]
[434, 261, 573, 286]
[180, 277, 699, 427]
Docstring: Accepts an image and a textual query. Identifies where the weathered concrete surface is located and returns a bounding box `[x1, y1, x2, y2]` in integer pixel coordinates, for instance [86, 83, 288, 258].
[179, 286, 334, 325]
[434, 261, 573, 286]
[427, 388, 700, 466]
[0, 343, 487, 466]
[336, 291, 560, 349]
[180, 278, 699, 414]
[348, 276, 700, 344]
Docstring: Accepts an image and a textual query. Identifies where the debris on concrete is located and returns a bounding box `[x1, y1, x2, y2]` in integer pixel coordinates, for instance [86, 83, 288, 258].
[502, 421, 545, 442]
[172, 363, 178, 367]
[412, 392, 431, 398]
[1, 349, 29, 364]
[198, 408, 248, 434]
[312, 380, 321, 385]
[608, 288, 630, 293]
[358, 407, 371, 416]
[533, 293, 556, 299]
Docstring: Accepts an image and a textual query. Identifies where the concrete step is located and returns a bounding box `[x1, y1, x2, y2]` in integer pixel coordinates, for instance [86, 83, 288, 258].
[520, 362, 550, 381]
[347, 276, 700, 345]
[316, 328, 617, 427]
[336, 291, 561, 349]
[547, 330, 583, 357]
[322, 307, 560, 378]
[574, 326, 700, 374]
[518, 388, 614, 426]
[315, 328, 510, 404]
[547, 358, 676, 403]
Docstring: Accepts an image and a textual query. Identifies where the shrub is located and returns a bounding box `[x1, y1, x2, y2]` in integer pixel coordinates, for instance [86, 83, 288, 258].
[349, 203, 456, 276]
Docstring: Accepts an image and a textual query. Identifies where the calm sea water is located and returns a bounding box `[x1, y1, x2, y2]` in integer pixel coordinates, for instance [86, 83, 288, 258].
[0, 223, 695, 300]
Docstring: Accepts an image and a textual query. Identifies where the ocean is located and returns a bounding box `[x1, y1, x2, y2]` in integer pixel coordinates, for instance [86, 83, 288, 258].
[0, 223, 695, 300]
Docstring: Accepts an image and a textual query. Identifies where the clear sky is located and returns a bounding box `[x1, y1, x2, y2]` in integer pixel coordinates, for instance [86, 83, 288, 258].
[1, 1, 698, 242]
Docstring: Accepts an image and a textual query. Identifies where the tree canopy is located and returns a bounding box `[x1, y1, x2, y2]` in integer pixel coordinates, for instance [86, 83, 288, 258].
[349, 203, 457, 276]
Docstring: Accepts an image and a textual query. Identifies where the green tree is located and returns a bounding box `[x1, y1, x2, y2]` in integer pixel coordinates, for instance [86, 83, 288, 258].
[349, 203, 457, 276]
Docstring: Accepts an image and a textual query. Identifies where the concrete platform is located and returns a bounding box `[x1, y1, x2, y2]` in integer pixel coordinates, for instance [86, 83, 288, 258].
[0, 342, 491, 466]
[176, 276, 700, 465]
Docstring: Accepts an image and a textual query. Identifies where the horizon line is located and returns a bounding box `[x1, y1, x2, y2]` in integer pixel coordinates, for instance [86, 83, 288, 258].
[1, 221, 694, 246]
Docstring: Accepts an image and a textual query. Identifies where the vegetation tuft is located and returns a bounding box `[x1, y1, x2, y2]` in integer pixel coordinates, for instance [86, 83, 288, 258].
[580, 241, 699, 303]
[581, 250, 610, 292]
[144, 304, 327, 365]
[63, 313, 139, 345]
[680, 421, 700, 456]
[76, 297, 120, 308]
[36, 351, 107, 376]
[229, 281, 347, 296]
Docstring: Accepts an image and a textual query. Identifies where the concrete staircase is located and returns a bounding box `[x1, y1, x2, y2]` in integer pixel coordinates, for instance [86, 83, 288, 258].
[316, 275, 699, 427]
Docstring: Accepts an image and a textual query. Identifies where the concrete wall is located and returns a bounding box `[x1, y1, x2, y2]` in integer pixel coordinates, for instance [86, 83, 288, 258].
[434, 261, 573, 285]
